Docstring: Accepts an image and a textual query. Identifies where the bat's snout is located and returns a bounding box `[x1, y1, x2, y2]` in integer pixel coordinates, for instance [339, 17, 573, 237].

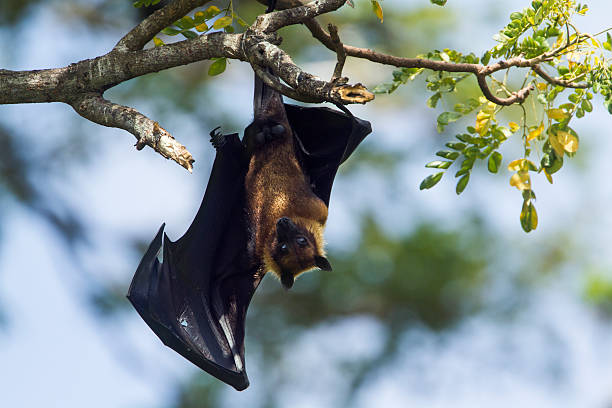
[276, 217, 298, 241]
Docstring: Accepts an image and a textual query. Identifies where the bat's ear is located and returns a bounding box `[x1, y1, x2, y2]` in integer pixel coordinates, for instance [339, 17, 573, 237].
[314, 256, 332, 271]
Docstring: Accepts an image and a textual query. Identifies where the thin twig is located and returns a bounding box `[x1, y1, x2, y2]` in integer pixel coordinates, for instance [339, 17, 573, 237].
[328, 24, 346, 81]
[532, 64, 589, 89]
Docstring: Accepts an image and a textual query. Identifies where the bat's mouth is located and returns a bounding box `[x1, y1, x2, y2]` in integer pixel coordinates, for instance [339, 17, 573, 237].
[280, 271, 294, 289]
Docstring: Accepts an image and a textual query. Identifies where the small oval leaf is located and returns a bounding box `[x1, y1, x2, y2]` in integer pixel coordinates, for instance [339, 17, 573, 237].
[213, 16, 233, 30]
[520, 201, 538, 232]
[420, 172, 444, 190]
[488, 151, 502, 173]
[208, 58, 227, 76]
[456, 173, 470, 195]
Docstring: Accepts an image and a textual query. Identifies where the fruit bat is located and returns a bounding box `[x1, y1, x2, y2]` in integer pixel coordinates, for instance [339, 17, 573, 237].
[127, 71, 371, 390]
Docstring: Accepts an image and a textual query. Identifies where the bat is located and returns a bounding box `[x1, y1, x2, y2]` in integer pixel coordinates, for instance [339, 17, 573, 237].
[127, 70, 371, 390]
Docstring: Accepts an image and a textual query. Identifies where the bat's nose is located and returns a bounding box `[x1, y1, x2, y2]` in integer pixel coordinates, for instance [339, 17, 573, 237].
[276, 217, 297, 240]
[277, 217, 292, 226]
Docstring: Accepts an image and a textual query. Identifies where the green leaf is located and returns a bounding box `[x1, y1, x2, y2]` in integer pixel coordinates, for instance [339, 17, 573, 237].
[437, 111, 462, 125]
[581, 99, 593, 113]
[213, 16, 233, 30]
[194, 11, 206, 25]
[520, 200, 538, 232]
[604, 33, 612, 51]
[455, 168, 469, 177]
[425, 160, 452, 169]
[208, 58, 227, 76]
[427, 92, 442, 108]
[181, 30, 198, 39]
[456, 173, 470, 195]
[420, 172, 444, 190]
[203, 5, 221, 20]
[436, 150, 459, 160]
[175, 16, 195, 30]
[430, 0, 447, 5]
[488, 151, 502, 173]
[445, 142, 466, 151]
[195, 22, 209, 32]
[161, 27, 181, 36]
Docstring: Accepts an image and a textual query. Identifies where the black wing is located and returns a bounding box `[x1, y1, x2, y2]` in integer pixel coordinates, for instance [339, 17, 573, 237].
[285, 104, 372, 206]
[127, 133, 259, 391]
[127, 106, 371, 391]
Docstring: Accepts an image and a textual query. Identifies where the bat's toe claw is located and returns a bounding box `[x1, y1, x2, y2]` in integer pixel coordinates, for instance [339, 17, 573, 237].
[210, 126, 227, 150]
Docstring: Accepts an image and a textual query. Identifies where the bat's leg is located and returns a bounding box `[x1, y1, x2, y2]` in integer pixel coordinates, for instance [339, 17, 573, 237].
[244, 120, 286, 155]
[266, 0, 277, 13]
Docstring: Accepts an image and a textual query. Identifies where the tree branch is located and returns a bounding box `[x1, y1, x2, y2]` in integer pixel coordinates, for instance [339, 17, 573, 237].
[303, 18, 580, 105]
[246, 40, 373, 104]
[532, 64, 589, 89]
[115, 0, 214, 51]
[69, 93, 194, 172]
[328, 24, 346, 81]
[0, 33, 244, 105]
[0, 0, 370, 170]
[254, 0, 346, 33]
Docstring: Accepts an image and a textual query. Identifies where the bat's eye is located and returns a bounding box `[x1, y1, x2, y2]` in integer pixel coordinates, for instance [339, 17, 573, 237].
[280, 243, 289, 254]
[295, 236, 308, 247]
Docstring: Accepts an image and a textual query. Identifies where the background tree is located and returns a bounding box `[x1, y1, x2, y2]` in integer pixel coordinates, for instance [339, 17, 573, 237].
[2, 1, 612, 407]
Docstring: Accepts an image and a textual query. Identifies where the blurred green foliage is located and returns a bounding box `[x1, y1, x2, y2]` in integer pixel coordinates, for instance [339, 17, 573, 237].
[168, 215, 492, 407]
[585, 273, 612, 316]
[0, 0, 42, 25]
[1, 1, 610, 407]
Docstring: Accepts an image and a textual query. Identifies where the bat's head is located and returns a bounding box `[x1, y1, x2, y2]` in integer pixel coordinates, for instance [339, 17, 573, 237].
[270, 216, 331, 289]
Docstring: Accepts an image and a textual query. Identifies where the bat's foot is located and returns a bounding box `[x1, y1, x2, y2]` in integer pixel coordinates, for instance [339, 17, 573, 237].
[265, 0, 277, 12]
[253, 122, 285, 146]
[210, 126, 227, 150]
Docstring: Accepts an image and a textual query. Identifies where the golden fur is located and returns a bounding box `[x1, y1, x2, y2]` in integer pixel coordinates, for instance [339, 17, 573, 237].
[245, 122, 328, 282]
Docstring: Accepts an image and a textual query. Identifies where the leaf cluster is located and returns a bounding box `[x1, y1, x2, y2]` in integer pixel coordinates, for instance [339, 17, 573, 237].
[378, 0, 612, 232]
[137, 2, 251, 76]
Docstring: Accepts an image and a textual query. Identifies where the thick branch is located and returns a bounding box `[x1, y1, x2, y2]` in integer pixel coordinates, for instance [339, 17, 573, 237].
[254, 0, 346, 33]
[248, 40, 373, 104]
[115, 0, 213, 51]
[69, 93, 194, 172]
[0, 33, 244, 105]
[0, 0, 364, 170]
